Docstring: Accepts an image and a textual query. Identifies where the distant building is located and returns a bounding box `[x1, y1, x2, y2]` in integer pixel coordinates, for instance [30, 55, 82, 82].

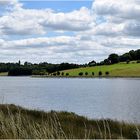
[88, 60, 96, 66]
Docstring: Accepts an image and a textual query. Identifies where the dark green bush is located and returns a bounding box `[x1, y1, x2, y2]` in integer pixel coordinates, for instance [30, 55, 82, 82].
[32, 70, 40, 75]
[92, 72, 94, 76]
[85, 72, 88, 76]
[137, 60, 140, 63]
[126, 60, 130, 64]
[98, 71, 102, 76]
[105, 71, 109, 75]
[66, 73, 69, 76]
[61, 72, 64, 76]
[53, 73, 56, 76]
[56, 71, 60, 76]
[79, 72, 83, 76]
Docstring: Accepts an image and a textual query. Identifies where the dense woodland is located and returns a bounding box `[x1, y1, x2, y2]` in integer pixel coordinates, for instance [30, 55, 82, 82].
[0, 49, 140, 76]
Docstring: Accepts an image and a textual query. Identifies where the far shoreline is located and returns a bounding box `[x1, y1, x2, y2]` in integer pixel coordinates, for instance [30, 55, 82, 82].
[31, 75, 140, 79]
[1, 74, 140, 79]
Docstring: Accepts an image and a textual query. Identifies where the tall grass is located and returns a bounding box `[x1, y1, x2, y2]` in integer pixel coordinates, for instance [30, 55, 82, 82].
[0, 104, 140, 139]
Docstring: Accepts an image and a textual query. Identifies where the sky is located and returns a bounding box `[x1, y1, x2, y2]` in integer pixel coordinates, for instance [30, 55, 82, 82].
[0, 0, 140, 64]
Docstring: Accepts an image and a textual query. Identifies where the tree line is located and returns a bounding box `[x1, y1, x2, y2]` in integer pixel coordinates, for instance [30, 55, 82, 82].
[0, 62, 81, 76]
[88, 49, 140, 66]
[0, 49, 140, 76]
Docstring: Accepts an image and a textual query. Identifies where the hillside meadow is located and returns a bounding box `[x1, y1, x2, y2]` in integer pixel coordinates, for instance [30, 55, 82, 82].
[61, 62, 140, 77]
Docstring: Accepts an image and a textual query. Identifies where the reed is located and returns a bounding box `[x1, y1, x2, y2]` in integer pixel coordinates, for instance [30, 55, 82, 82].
[0, 104, 139, 139]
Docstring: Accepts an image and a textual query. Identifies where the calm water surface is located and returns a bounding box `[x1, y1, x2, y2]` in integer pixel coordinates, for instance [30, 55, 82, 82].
[0, 77, 140, 123]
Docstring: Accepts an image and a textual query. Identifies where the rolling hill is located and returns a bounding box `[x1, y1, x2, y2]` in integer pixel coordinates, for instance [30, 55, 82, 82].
[62, 62, 140, 77]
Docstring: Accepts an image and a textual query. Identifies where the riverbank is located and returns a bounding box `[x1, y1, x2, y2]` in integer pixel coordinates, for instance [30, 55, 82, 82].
[32, 75, 140, 78]
[0, 104, 140, 139]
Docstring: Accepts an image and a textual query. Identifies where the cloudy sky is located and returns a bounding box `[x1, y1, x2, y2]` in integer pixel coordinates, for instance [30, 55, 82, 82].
[0, 0, 140, 63]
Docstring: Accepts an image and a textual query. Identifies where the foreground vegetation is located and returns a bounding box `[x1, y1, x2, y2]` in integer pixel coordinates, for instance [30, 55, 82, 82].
[0, 104, 140, 139]
[61, 62, 140, 77]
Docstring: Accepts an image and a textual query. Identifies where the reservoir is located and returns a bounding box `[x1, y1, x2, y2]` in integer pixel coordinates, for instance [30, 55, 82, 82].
[0, 77, 140, 123]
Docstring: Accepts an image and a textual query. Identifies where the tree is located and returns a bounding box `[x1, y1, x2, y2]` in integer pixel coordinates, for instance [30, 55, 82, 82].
[98, 71, 102, 76]
[119, 53, 131, 62]
[56, 71, 60, 76]
[108, 54, 119, 64]
[136, 49, 140, 60]
[85, 72, 88, 76]
[53, 73, 56, 76]
[129, 50, 136, 60]
[66, 73, 69, 76]
[105, 71, 109, 76]
[18, 60, 21, 66]
[92, 72, 94, 76]
[79, 72, 83, 76]
[99, 61, 104, 65]
[8, 67, 32, 76]
[126, 60, 130, 64]
[104, 59, 111, 65]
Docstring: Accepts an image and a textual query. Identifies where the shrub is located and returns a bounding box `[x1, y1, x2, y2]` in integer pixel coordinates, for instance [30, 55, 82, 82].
[92, 72, 94, 76]
[32, 70, 40, 75]
[137, 60, 140, 63]
[85, 72, 88, 76]
[98, 71, 102, 76]
[126, 60, 130, 64]
[105, 71, 109, 76]
[104, 59, 111, 65]
[79, 72, 83, 76]
[40, 72, 45, 75]
[53, 73, 56, 76]
[56, 71, 60, 76]
[66, 73, 69, 76]
[32, 69, 46, 76]
[61, 72, 64, 76]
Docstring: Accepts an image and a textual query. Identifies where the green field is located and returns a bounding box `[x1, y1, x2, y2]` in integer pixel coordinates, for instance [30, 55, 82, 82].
[0, 104, 140, 139]
[0, 72, 8, 76]
[62, 62, 140, 77]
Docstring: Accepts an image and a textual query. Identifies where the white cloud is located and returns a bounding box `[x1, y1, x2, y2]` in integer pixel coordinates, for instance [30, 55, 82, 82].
[41, 7, 94, 31]
[92, 0, 140, 37]
[0, 0, 22, 10]
[0, 0, 140, 63]
[0, 6, 93, 37]
[123, 21, 140, 36]
[0, 36, 106, 63]
[93, 0, 140, 21]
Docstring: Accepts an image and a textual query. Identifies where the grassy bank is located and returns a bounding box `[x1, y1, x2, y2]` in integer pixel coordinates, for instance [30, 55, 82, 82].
[61, 62, 140, 77]
[0, 104, 140, 139]
[0, 72, 8, 76]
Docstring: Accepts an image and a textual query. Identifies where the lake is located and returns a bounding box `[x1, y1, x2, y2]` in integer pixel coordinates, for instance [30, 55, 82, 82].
[0, 77, 140, 123]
